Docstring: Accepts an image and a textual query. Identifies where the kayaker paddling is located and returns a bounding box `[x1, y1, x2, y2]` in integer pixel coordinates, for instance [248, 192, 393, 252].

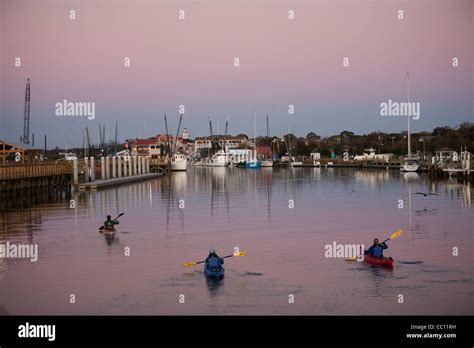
[183, 249, 247, 280]
[345, 230, 402, 269]
[364, 238, 388, 258]
[204, 248, 225, 279]
[101, 215, 120, 232]
[363, 236, 395, 269]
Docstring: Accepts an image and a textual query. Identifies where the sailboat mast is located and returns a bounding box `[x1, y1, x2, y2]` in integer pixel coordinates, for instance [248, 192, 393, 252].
[266, 114, 271, 159]
[224, 117, 229, 153]
[253, 109, 257, 161]
[407, 72, 411, 158]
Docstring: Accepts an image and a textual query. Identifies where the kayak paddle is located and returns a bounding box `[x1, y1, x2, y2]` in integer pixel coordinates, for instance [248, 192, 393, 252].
[345, 230, 403, 261]
[183, 250, 247, 267]
[99, 213, 124, 232]
[382, 229, 403, 243]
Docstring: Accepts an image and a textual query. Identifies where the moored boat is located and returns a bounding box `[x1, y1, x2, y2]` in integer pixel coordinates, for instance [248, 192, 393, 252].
[246, 160, 261, 169]
[400, 72, 421, 173]
[171, 153, 188, 171]
[261, 160, 273, 167]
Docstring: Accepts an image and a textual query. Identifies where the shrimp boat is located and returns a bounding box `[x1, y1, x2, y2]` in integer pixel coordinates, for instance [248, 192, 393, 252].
[400, 72, 420, 172]
[171, 153, 188, 171]
[165, 112, 189, 172]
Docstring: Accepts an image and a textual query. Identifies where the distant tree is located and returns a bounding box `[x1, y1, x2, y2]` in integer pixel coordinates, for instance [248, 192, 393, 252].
[320, 146, 331, 157]
[340, 130, 354, 137]
[306, 132, 320, 141]
[295, 139, 311, 156]
[236, 133, 248, 140]
[432, 126, 454, 137]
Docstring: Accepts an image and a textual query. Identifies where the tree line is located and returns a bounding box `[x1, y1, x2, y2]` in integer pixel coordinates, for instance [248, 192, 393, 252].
[253, 122, 473, 158]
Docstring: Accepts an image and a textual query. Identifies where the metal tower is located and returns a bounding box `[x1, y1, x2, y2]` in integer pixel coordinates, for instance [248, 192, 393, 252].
[23, 78, 31, 144]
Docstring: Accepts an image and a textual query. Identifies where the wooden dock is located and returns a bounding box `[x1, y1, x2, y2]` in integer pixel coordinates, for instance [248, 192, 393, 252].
[0, 162, 73, 180]
[78, 172, 164, 190]
[0, 162, 74, 198]
[0, 158, 170, 199]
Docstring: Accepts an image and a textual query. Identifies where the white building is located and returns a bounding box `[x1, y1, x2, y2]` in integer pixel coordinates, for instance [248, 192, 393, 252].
[182, 128, 190, 141]
[194, 135, 247, 153]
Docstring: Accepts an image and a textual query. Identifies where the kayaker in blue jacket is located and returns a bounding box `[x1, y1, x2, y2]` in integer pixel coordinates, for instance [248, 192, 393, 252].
[205, 248, 224, 266]
[364, 238, 388, 258]
[103, 215, 119, 231]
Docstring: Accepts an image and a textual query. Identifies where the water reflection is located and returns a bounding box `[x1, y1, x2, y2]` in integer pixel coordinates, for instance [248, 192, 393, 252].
[206, 277, 225, 296]
[103, 232, 118, 246]
[403, 173, 419, 241]
[0, 167, 472, 315]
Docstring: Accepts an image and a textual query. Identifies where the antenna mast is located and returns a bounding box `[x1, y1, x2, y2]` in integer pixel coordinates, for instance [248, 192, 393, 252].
[23, 78, 31, 144]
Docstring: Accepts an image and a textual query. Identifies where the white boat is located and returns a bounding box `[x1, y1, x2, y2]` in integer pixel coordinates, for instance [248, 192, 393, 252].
[400, 72, 420, 172]
[191, 159, 206, 166]
[401, 157, 420, 172]
[171, 153, 188, 171]
[261, 160, 274, 167]
[206, 150, 229, 167]
[354, 148, 393, 162]
[354, 148, 376, 161]
[290, 161, 303, 167]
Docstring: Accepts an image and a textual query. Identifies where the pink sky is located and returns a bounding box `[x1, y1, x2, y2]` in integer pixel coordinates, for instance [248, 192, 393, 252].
[1, 0, 472, 147]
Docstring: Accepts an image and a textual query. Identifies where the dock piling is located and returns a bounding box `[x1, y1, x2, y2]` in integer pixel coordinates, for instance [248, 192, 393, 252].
[117, 156, 122, 178]
[101, 157, 105, 179]
[112, 156, 116, 178]
[84, 157, 89, 182]
[124, 157, 128, 177]
[73, 159, 78, 186]
[105, 156, 110, 179]
[133, 156, 137, 175]
[90, 157, 95, 181]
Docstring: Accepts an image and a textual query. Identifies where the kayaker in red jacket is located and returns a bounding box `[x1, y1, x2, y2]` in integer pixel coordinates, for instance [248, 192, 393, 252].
[364, 238, 388, 258]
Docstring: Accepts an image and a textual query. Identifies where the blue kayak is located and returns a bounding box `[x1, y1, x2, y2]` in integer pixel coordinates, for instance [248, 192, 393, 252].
[204, 258, 225, 280]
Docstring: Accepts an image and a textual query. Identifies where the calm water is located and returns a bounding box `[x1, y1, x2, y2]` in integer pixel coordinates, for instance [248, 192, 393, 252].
[0, 167, 472, 315]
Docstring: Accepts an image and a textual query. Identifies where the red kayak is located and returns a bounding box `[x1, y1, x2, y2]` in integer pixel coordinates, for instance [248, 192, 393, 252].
[364, 255, 394, 269]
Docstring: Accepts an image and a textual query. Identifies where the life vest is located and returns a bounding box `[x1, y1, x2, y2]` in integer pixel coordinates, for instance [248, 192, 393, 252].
[373, 246, 383, 257]
[207, 257, 222, 271]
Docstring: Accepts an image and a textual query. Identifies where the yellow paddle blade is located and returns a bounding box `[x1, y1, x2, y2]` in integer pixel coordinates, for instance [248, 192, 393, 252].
[234, 250, 247, 257]
[183, 262, 197, 267]
[389, 230, 403, 240]
[345, 256, 358, 261]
